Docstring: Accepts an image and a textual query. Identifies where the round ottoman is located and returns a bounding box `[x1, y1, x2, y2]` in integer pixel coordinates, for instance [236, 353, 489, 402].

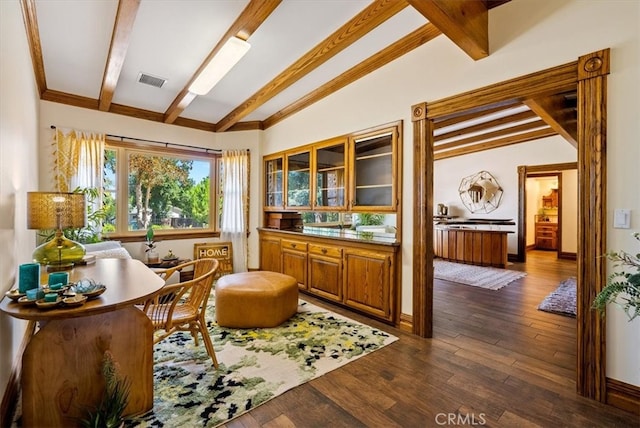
[215, 271, 299, 328]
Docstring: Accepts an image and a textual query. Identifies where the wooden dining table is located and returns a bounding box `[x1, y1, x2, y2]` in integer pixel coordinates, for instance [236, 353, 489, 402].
[0, 258, 165, 428]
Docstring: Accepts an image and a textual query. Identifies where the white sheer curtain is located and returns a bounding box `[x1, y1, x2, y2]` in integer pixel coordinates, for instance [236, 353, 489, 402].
[220, 149, 249, 272]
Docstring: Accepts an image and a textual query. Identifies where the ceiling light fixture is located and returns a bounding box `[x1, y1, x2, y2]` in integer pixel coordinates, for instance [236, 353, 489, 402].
[189, 36, 251, 96]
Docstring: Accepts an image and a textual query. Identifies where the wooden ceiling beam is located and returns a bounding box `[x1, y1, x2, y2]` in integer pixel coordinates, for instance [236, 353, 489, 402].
[263, 23, 442, 129]
[163, 0, 282, 124]
[99, 0, 140, 112]
[523, 94, 578, 147]
[434, 119, 547, 150]
[434, 127, 556, 160]
[20, 0, 47, 96]
[215, 0, 409, 132]
[406, 0, 488, 60]
[433, 102, 520, 129]
[435, 110, 537, 141]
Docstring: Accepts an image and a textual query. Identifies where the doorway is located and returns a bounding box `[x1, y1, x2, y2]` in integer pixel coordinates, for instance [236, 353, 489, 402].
[411, 49, 609, 401]
[517, 162, 578, 263]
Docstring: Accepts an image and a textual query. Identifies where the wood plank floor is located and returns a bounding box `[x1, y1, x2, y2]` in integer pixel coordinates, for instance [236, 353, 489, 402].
[223, 251, 639, 427]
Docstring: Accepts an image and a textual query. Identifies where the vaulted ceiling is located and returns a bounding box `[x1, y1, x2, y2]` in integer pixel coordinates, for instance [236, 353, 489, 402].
[22, 0, 575, 154]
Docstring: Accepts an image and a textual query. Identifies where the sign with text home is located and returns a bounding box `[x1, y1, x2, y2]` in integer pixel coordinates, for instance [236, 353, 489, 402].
[193, 242, 233, 278]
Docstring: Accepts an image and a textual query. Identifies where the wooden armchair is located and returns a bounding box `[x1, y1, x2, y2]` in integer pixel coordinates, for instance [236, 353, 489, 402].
[143, 258, 220, 368]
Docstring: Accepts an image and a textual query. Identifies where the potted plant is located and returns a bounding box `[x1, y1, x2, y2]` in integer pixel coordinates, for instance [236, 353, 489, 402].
[145, 226, 159, 263]
[593, 232, 640, 321]
[81, 350, 130, 428]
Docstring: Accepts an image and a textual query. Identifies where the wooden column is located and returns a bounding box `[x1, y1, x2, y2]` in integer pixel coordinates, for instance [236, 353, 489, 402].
[411, 102, 433, 338]
[576, 48, 609, 401]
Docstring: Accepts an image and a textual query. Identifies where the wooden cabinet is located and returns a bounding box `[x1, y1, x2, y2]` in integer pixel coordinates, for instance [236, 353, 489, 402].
[308, 243, 343, 302]
[535, 222, 558, 250]
[350, 126, 399, 212]
[281, 239, 308, 289]
[344, 249, 392, 320]
[260, 234, 282, 272]
[434, 227, 511, 268]
[264, 155, 284, 210]
[286, 150, 311, 209]
[258, 229, 398, 324]
[313, 138, 347, 210]
[263, 121, 401, 214]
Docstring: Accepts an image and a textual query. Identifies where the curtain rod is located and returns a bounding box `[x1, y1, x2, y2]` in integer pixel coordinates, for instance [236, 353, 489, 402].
[49, 125, 246, 155]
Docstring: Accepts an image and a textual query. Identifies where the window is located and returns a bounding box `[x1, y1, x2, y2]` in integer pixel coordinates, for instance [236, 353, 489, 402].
[104, 142, 220, 237]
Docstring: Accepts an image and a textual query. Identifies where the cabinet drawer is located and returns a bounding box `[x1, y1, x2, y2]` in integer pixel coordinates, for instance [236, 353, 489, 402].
[309, 244, 342, 258]
[282, 239, 307, 252]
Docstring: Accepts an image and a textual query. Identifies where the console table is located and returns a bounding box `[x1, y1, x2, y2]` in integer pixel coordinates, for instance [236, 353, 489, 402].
[0, 259, 165, 427]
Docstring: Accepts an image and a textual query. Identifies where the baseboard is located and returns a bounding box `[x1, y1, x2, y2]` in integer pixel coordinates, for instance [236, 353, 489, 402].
[606, 377, 640, 415]
[0, 321, 35, 427]
[399, 313, 413, 333]
[558, 251, 577, 260]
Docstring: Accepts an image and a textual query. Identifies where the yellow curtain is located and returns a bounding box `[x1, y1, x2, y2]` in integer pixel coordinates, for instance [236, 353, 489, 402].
[54, 128, 105, 192]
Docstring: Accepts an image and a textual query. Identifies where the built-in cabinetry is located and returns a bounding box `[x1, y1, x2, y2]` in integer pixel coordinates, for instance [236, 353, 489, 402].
[259, 228, 398, 323]
[434, 227, 512, 268]
[263, 122, 401, 215]
[351, 129, 396, 211]
[534, 215, 558, 250]
[264, 156, 283, 209]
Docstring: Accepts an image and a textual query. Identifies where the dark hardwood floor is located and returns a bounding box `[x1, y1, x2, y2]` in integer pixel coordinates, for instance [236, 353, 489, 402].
[223, 251, 638, 427]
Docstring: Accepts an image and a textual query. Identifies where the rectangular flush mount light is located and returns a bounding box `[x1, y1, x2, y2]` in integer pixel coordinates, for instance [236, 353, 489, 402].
[189, 36, 251, 95]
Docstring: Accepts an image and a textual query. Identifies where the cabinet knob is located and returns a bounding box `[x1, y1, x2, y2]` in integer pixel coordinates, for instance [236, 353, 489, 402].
[321, 248, 327, 254]
[292, 243, 296, 248]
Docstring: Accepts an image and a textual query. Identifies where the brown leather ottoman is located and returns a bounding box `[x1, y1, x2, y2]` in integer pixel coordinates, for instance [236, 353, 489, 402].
[215, 271, 299, 328]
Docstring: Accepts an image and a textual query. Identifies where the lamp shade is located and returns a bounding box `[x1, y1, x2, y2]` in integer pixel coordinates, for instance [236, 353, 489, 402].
[27, 192, 86, 230]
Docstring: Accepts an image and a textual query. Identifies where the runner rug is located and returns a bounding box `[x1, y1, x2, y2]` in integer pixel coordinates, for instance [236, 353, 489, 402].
[538, 277, 577, 317]
[124, 298, 398, 427]
[434, 259, 526, 290]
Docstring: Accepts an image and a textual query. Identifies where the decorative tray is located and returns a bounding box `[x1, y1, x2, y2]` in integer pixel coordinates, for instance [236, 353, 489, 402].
[17, 296, 37, 306]
[4, 289, 26, 301]
[70, 279, 106, 299]
[35, 296, 63, 309]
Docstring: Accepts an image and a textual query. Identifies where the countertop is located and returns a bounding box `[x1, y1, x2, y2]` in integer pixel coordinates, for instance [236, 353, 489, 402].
[258, 226, 400, 246]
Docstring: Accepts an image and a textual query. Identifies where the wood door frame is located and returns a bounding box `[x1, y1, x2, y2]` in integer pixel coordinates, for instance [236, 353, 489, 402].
[517, 162, 578, 262]
[411, 49, 609, 401]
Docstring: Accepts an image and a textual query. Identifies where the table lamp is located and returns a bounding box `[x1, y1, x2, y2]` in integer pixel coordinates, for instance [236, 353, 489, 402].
[27, 192, 87, 271]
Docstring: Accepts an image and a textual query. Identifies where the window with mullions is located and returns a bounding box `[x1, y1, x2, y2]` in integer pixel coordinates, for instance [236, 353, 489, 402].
[103, 144, 219, 235]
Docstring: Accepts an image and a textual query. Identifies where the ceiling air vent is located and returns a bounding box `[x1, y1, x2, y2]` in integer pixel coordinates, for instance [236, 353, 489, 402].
[137, 72, 167, 88]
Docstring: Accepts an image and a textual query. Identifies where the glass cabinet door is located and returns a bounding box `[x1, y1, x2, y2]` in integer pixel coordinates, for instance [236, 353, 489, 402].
[264, 156, 283, 209]
[314, 140, 346, 210]
[286, 151, 311, 208]
[351, 130, 395, 211]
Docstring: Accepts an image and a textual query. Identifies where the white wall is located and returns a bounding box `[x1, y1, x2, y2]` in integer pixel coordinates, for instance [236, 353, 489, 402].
[0, 0, 41, 404]
[434, 136, 576, 253]
[38, 102, 263, 270]
[262, 0, 640, 386]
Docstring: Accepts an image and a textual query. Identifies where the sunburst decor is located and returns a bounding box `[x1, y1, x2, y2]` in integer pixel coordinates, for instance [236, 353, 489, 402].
[458, 170, 503, 214]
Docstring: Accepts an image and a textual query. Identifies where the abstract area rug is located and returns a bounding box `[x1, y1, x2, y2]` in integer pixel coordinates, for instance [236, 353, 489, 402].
[538, 277, 577, 317]
[126, 298, 397, 427]
[434, 259, 527, 290]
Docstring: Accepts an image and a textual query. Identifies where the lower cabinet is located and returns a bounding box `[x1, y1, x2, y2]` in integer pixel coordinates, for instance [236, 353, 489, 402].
[308, 244, 343, 302]
[281, 239, 308, 289]
[344, 249, 391, 320]
[260, 235, 281, 273]
[259, 229, 399, 323]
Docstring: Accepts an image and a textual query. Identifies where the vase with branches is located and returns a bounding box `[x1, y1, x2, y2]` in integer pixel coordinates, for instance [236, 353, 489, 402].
[593, 232, 640, 321]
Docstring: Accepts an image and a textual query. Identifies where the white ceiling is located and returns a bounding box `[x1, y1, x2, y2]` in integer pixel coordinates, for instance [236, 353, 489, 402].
[35, 0, 428, 125]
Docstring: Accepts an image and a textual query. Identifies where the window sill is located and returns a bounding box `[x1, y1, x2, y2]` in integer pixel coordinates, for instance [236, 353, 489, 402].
[107, 230, 221, 243]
